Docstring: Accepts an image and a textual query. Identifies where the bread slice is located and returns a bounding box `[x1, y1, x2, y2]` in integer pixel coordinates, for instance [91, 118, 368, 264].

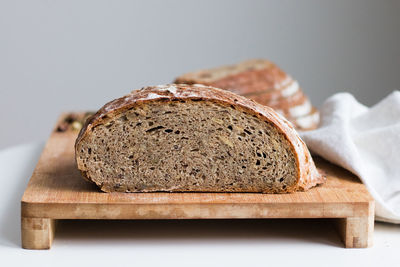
[75, 84, 324, 193]
[174, 59, 319, 131]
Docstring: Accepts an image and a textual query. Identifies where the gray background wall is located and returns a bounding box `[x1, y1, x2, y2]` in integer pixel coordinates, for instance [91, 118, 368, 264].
[1, 0, 400, 150]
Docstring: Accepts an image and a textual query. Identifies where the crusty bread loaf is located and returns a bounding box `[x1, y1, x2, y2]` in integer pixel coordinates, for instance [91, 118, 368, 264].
[174, 59, 319, 131]
[75, 84, 324, 193]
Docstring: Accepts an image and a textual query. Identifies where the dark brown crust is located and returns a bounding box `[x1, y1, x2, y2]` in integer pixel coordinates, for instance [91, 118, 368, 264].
[75, 84, 325, 192]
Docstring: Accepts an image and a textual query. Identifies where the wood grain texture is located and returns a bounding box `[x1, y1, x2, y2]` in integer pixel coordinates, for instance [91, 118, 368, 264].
[21, 217, 55, 249]
[21, 113, 374, 249]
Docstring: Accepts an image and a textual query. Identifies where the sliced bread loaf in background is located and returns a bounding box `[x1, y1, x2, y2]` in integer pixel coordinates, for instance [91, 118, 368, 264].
[174, 59, 319, 131]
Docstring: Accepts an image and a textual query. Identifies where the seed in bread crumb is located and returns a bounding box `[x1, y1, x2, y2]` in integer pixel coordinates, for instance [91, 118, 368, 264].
[218, 135, 234, 148]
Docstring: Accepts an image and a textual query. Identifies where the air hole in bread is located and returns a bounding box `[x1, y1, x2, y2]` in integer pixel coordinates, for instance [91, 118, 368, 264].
[146, 126, 164, 132]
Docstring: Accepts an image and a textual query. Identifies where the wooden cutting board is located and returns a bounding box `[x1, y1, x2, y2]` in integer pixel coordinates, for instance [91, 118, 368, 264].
[21, 113, 374, 249]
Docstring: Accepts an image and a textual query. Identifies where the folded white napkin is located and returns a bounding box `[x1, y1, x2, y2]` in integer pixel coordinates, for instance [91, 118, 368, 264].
[300, 91, 400, 224]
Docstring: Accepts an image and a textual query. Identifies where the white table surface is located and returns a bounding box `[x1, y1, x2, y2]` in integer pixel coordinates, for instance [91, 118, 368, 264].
[0, 142, 399, 267]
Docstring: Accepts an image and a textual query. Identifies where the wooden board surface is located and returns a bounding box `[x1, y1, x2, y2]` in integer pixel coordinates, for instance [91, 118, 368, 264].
[21, 113, 374, 249]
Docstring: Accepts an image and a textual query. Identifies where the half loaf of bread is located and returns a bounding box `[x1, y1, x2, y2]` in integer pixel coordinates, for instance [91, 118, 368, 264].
[75, 84, 324, 193]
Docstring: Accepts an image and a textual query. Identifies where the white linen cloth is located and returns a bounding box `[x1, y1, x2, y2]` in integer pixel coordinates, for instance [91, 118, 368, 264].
[300, 91, 400, 223]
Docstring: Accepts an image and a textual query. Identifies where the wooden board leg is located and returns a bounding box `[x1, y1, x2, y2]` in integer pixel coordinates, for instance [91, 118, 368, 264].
[21, 217, 56, 249]
[336, 216, 374, 248]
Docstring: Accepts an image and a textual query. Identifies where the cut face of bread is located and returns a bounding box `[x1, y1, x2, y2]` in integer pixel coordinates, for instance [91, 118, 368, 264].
[75, 84, 324, 193]
[174, 59, 320, 131]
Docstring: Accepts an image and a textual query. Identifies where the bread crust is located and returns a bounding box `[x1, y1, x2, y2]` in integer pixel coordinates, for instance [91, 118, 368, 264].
[174, 60, 288, 95]
[294, 107, 320, 130]
[76, 84, 325, 192]
[174, 59, 319, 131]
